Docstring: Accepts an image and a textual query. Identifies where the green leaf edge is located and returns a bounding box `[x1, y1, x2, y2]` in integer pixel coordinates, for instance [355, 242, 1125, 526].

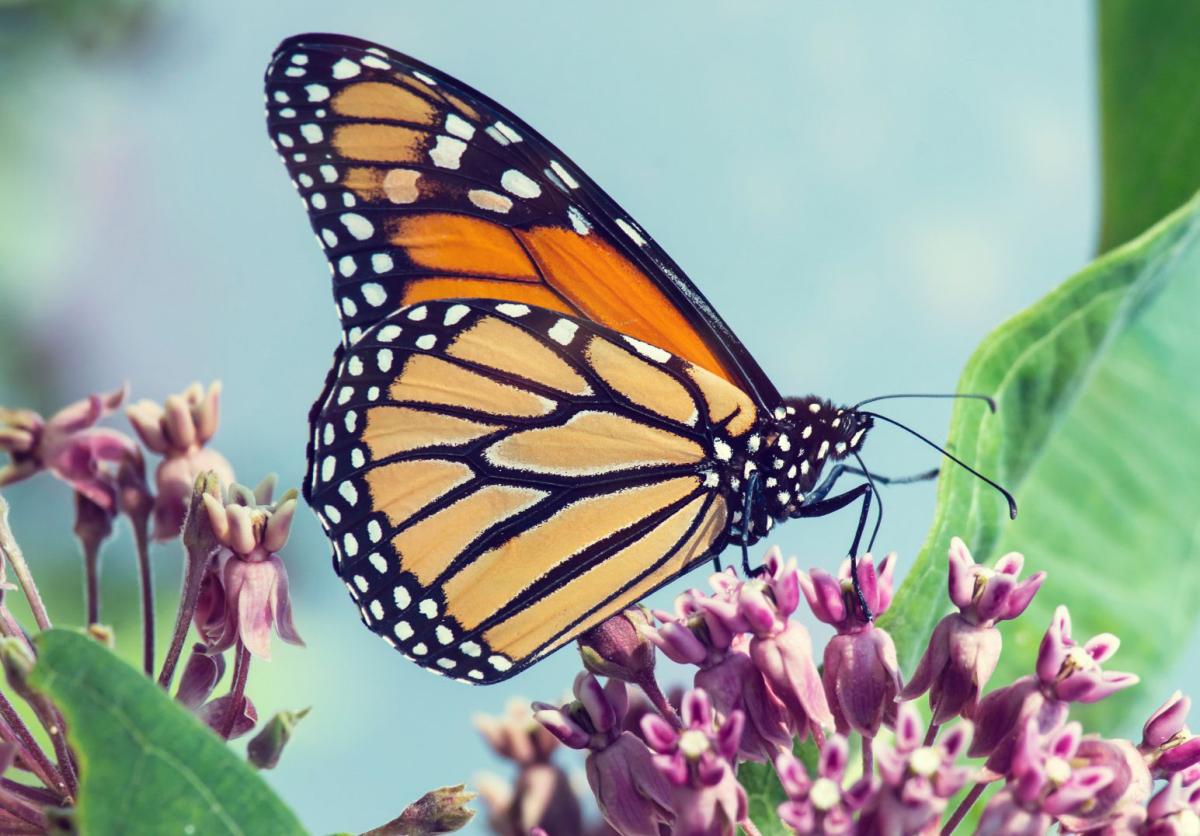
[29, 628, 307, 836]
[879, 189, 1200, 669]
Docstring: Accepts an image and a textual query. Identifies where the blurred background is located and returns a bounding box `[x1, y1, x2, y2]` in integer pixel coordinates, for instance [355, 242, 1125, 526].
[0, 1, 1096, 832]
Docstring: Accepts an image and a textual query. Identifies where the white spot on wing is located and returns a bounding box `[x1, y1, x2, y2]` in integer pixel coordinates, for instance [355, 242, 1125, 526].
[377, 324, 401, 342]
[446, 113, 475, 140]
[500, 169, 541, 199]
[300, 123, 323, 143]
[495, 303, 530, 317]
[568, 206, 590, 235]
[495, 121, 521, 143]
[430, 135, 467, 169]
[331, 58, 361, 79]
[377, 349, 394, 372]
[624, 336, 670, 363]
[468, 189, 513, 214]
[548, 319, 578, 345]
[444, 304, 470, 326]
[372, 253, 394, 273]
[616, 218, 646, 246]
[550, 160, 579, 189]
[341, 213, 374, 240]
[362, 283, 386, 306]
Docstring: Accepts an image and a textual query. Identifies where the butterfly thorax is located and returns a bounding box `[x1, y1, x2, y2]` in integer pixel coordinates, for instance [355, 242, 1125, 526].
[734, 396, 873, 543]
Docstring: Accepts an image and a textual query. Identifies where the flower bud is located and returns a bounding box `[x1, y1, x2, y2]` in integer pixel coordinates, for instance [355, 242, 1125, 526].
[577, 606, 656, 686]
[247, 707, 310, 770]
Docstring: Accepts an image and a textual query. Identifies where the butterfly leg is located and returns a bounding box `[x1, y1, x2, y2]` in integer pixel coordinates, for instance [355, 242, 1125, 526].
[793, 481, 876, 620]
[738, 471, 762, 577]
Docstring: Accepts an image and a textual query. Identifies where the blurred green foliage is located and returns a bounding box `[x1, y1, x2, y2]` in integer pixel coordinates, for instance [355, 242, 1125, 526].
[1098, 1, 1200, 251]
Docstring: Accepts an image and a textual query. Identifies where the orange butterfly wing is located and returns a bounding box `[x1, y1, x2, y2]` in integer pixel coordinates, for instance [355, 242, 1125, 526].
[264, 33, 779, 406]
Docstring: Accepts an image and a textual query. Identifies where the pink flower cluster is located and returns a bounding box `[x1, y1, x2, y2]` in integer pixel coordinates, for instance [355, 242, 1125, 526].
[477, 539, 1200, 836]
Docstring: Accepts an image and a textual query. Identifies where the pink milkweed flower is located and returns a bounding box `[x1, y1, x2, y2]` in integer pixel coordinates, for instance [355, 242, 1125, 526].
[900, 537, 1044, 725]
[648, 571, 792, 762]
[534, 674, 672, 836]
[775, 735, 874, 834]
[193, 480, 302, 659]
[1035, 606, 1138, 704]
[858, 701, 972, 835]
[722, 548, 834, 744]
[174, 645, 259, 739]
[0, 385, 142, 511]
[1054, 736, 1151, 834]
[478, 699, 582, 836]
[800, 552, 902, 738]
[127, 381, 234, 540]
[1143, 770, 1200, 836]
[1142, 691, 1200, 777]
[978, 717, 1115, 836]
[970, 606, 1137, 775]
[642, 688, 747, 836]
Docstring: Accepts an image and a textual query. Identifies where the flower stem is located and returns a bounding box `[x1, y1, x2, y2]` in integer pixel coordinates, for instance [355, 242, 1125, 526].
[924, 721, 941, 747]
[0, 695, 68, 803]
[128, 504, 155, 676]
[219, 642, 251, 740]
[0, 496, 51, 632]
[941, 782, 986, 835]
[1, 778, 61, 806]
[158, 544, 211, 690]
[638, 674, 680, 728]
[82, 540, 101, 625]
[862, 734, 874, 777]
[0, 791, 44, 831]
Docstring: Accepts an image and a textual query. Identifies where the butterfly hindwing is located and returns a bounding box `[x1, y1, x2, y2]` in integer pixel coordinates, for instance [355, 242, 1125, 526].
[265, 33, 779, 406]
[306, 299, 761, 682]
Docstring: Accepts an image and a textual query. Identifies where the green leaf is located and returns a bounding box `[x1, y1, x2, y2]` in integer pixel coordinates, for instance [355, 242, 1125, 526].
[740, 738, 819, 835]
[29, 629, 306, 835]
[1098, 2, 1200, 252]
[880, 190, 1200, 730]
[739, 760, 789, 836]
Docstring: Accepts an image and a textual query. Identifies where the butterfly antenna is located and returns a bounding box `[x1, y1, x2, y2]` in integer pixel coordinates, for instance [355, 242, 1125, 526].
[852, 452, 883, 553]
[859, 411, 1018, 519]
[853, 392, 997, 412]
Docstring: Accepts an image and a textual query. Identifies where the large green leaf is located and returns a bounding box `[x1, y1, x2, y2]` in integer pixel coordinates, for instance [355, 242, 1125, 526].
[880, 191, 1200, 730]
[1097, 2, 1200, 252]
[29, 629, 305, 835]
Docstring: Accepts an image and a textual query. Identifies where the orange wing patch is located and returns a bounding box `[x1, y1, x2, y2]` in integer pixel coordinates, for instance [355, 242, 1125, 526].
[389, 354, 556, 418]
[364, 458, 473, 528]
[332, 124, 425, 163]
[442, 476, 701, 630]
[446, 317, 592, 396]
[400, 279, 571, 313]
[517, 226, 733, 382]
[391, 214, 540, 280]
[483, 411, 704, 477]
[586, 334, 698, 426]
[333, 81, 437, 124]
[485, 493, 709, 658]
[361, 406, 500, 459]
[394, 484, 547, 585]
[525, 494, 728, 660]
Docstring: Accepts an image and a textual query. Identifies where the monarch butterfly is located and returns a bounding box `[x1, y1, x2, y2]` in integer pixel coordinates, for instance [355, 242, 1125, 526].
[264, 33, 1015, 684]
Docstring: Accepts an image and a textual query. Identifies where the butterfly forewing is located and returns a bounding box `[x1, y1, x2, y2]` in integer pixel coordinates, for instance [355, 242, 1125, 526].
[265, 33, 779, 406]
[307, 299, 760, 682]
